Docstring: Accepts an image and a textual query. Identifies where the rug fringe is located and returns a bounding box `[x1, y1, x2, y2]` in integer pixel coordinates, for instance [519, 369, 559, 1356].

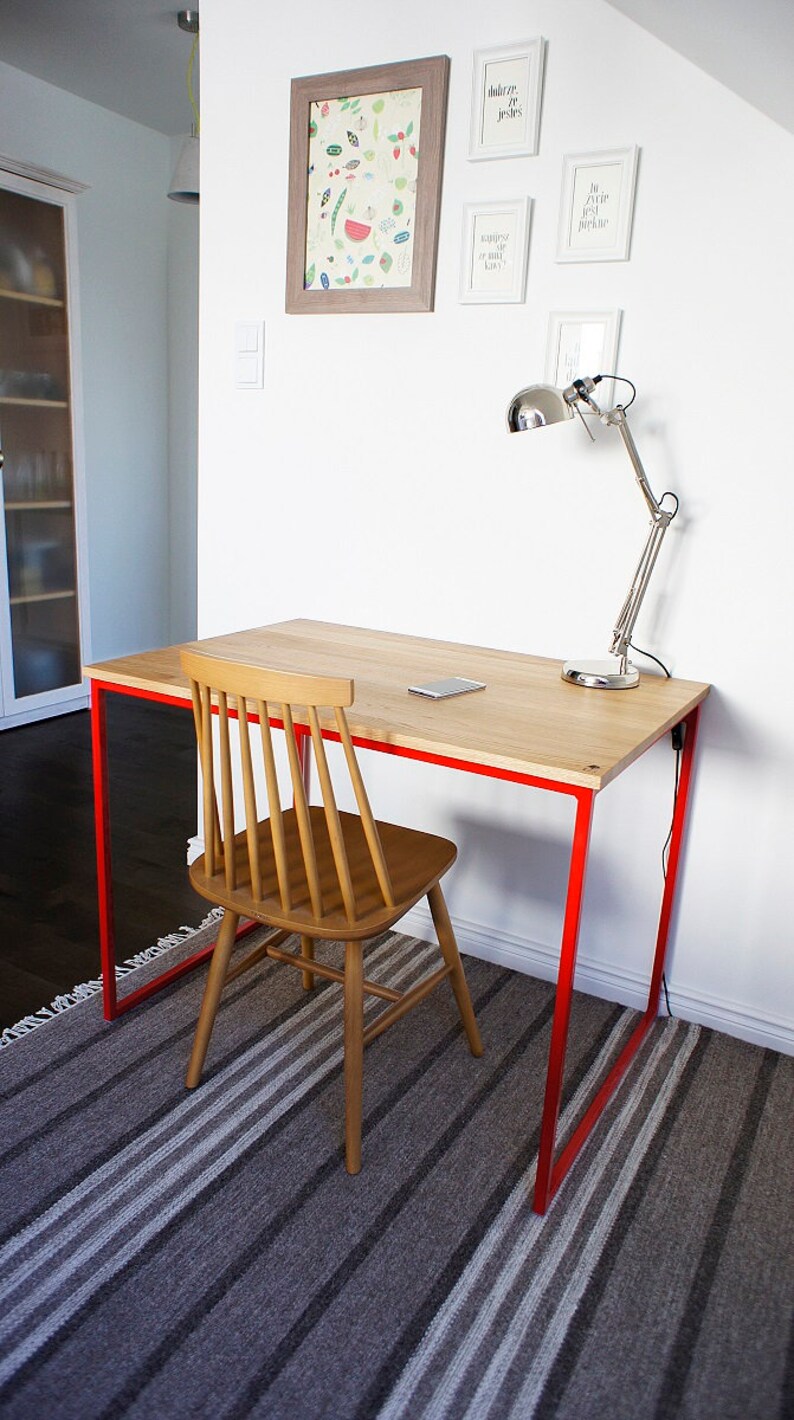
[0, 908, 224, 1051]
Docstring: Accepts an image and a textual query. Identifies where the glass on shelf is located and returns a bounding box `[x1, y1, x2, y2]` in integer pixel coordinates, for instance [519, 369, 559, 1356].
[2, 449, 72, 503]
[4, 451, 33, 501]
[0, 369, 62, 400]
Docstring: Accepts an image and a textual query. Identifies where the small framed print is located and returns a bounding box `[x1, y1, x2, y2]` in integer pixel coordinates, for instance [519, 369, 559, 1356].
[459, 198, 531, 304]
[545, 310, 622, 405]
[556, 148, 639, 262]
[469, 39, 546, 161]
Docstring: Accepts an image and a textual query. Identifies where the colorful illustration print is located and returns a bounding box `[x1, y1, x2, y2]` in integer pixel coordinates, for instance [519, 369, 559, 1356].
[304, 87, 422, 292]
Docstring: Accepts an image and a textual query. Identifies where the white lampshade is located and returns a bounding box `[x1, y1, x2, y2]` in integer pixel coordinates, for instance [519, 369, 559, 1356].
[168, 135, 199, 203]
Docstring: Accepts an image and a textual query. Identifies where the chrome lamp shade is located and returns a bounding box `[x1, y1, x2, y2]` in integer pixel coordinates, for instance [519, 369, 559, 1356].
[506, 384, 574, 432]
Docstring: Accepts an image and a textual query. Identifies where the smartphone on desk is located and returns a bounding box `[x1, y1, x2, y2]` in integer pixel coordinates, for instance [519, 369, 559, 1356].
[408, 677, 486, 699]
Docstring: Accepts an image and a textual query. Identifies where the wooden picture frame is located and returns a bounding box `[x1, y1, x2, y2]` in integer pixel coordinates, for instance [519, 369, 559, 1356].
[468, 39, 546, 161]
[286, 56, 450, 314]
[459, 198, 531, 304]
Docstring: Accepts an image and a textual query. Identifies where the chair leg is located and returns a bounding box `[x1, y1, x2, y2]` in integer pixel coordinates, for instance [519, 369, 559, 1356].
[427, 883, 484, 1058]
[186, 910, 240, 1088]
[343, 940, 364, 1174]
[300, 934, 316, 991]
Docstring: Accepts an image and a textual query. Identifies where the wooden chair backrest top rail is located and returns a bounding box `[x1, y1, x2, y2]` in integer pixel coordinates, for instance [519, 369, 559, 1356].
[181, 649, 355, 710]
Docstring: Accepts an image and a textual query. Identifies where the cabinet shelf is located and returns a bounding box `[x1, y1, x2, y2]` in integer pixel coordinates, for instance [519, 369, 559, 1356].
[0, 286, 63, 308]
[9, 588, 76, 607]
[4, 500, 73, 511]
[0, 396, 69, 409]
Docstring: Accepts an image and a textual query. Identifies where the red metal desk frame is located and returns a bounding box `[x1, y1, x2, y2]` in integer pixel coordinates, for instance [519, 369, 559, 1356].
[89, 674, 701, 1216]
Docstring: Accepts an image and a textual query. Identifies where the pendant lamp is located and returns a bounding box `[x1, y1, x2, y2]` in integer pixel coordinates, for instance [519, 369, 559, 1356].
[168, 10, 200, 204]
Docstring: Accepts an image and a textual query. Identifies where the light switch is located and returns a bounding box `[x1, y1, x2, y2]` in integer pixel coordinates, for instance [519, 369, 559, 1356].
[234, 321, 264, 388]
[236, 353, 259, 385]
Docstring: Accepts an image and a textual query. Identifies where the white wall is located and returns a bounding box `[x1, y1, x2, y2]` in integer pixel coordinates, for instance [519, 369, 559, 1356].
[167, 143, 199, 644]
[0, 60, 196, 657]
[197, 0, 794, 1051]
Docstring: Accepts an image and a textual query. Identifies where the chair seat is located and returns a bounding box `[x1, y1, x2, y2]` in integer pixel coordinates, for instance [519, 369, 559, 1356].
[190, 805, 457, 940]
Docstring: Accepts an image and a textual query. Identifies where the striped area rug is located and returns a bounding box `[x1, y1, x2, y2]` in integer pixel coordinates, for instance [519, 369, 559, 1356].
[0, 923, 791, 1419]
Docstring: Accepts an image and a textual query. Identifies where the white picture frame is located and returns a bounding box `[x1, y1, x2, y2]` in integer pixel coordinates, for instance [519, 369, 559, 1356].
[556, 148, 639, 262]
[459, 198, 531, 304]
[469, 39, 546, 161]
[545, 310, 623, 406]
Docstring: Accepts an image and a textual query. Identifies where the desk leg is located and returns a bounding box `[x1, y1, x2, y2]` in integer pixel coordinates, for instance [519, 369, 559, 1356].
[532, 705, 702, 1214]
[644, 705, 701, 1024]
[90, 681, 118, 1020]
[89, 680, 255, 1021]
[534, 788, 595, 1214]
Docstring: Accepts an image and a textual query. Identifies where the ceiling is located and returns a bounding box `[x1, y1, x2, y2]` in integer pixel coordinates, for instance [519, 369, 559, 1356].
[605, 0, 794, 135]
[0, 0, 199, 137]
[0, 0, 791, 138]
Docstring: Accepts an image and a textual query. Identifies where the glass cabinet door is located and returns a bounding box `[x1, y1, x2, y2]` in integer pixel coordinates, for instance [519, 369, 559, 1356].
[0, 182, 84, 715]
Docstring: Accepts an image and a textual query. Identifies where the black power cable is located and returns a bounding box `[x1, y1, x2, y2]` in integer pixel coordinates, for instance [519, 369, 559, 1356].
[626, 642, 681, 1017]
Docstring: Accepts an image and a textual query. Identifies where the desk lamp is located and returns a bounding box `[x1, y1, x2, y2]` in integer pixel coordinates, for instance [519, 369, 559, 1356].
[506, 373, 678, 689]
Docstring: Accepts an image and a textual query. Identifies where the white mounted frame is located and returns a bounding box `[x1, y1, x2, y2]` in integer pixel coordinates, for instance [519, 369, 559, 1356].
[459, 198, 531, 304]
[545, 310, 623, 407]
[556, 147, 639, 262]
[469, 39, 546, 161]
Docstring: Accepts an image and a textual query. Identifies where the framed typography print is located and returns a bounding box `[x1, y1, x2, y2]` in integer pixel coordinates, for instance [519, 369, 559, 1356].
[286, 56, 449, 314]
[459, 198, 531, 304]
[545, 310, 622, 405]
[469, 39, 546, 161]
[556, 148, 639, 262]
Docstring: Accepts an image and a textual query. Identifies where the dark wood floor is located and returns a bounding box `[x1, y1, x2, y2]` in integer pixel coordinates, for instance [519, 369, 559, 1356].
[0, 696, 207, 1033]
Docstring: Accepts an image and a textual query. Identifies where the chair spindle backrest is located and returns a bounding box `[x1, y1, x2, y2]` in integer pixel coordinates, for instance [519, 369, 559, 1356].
[181, 649, 395, 923]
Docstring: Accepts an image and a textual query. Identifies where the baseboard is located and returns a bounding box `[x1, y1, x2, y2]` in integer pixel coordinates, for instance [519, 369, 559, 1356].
[399, 904, 794, 1057]
[182, 835, 792, 1057]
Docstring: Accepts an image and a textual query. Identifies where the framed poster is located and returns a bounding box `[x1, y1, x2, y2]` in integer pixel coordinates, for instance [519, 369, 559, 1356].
[556, 148, 639, 262]
[545, 310, 622, 405]
[285, 56, 449, 314]
[459, 198, 531, 304]
[469, 39, 546, 161]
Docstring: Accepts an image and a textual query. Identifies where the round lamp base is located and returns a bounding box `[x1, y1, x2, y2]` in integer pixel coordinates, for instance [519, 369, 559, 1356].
[562, 658, 640, 690]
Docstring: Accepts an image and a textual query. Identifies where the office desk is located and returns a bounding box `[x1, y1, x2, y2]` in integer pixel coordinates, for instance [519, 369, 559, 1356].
[84, 619, 709, 1213]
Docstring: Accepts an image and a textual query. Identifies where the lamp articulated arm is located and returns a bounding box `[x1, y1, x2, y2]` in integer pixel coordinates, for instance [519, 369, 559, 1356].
[562, 377, 677, 674]
[603, 406, 675, 672]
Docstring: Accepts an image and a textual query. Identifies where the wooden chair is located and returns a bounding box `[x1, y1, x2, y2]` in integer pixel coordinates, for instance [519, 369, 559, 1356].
[180, 649, 483, 1173]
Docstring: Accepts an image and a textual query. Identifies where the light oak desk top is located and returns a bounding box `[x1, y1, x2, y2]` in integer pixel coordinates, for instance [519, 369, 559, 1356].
[84, 618, 710, 793]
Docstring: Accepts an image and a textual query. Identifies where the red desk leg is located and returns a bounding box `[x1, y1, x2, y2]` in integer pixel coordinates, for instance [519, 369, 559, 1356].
[532, 704, 702, 1214]
[90, 681, 118, 1020]
[533, 787, 595, 1213]
[89, 680, 256, 1021]
[644, 706, 701, 1024]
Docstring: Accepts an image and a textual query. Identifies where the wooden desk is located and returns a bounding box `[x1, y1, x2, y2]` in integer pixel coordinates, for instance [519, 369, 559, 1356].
[84, 618, 709, 1213]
